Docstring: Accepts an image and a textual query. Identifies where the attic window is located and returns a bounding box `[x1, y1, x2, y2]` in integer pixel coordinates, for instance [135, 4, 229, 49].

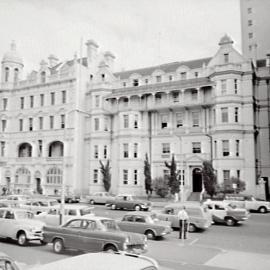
[180, 72, 187, 80]
[224, 53, 229, 63]
[90, 74, 93, 81]
[156, 76, 162, 83]
[101, 74, 105, 81]
[123, 82, 127, 87]
[133, 79, 139, 87]
[41, 71, 46, 83]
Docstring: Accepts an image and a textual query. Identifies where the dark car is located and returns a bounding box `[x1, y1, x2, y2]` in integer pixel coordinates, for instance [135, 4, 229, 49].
[43, 215, 147, 254]
[106, 194, 152, 211]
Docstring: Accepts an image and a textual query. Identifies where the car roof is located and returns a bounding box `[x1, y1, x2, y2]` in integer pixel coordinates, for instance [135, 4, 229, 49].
[0, 207, 32, 212]
[125, 211, 154, 217]
[32, 252, 157, 270]
[66, 215, 112, 221]
[117, 194, 133, 197]
[165, 202, 202, 208]
[51, 204, 93, 210]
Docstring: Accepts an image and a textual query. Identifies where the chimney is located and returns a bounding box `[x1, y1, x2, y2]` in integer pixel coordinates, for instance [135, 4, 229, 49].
[85, 39, 99, 65]
[48, 54, 59, 67]
[104, 51, 116, 71]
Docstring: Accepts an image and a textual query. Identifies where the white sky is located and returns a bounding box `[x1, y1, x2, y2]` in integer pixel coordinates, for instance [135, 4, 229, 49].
[0, 0, 241, 75]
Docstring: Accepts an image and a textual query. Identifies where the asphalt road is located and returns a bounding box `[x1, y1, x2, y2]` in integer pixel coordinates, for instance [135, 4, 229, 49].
[1, 204, 270, 270]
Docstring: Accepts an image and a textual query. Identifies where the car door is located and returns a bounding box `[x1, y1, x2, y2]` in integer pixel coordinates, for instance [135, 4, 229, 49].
[118, 215, 135, 231]
[44, 209, 60, 226]
[2, 210, 16, 238]
[213, 204, 227, 223]
[132, 215, 147, 234]
[0, 209, 7, 237]
[158, 208, 178, 227]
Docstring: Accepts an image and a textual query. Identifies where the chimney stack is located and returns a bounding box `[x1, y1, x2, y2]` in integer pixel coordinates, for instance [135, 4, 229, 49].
[85, 39, 99, 65]
[104, 51, 115, 71]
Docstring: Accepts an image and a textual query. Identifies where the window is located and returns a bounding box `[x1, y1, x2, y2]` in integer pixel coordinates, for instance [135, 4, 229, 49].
[123, 115, 129, 128]
[90, 74, 93, 81]
[40, 94, 44, 106]
[61, 114, 65, 129]
[214, 140, 217, 158]
[163, 169, 169, 180]
[234, 79, 238, 94]
[213, 109, 216, 125]
[104, 117, 109, 131]
[145, 79, 149, 84]
[236, 140, 240, 156]
[221, 80, 227, 94]
[104, 145, 107, 159]
[172, 92, 179, 102]
[123, 82, 127, 87]
[222, 140, 229, 156]
[1, 120, 6, 132]
[41, 71, 46, 83]
[14, 71, 19, 83]
[162, 143, 170, 154]
[234, 107, 239, 123]
[161, 114, 168, 129]
[5, 67, 9, 82]
[94, 145, 98, 159]
[94, 118, 99, 131]
[192, 112, 199, 127]
[123, 143, 129, 158]
[223, 170, 230, 182]
[93, 169, 98, 183]
[20, 97, 24, 109]
[169, 75, 173, 81]
[156, 75, 162, 83]
[39, 117, 43, 130]
[248, 20, 252, 26]
[95, 95, 100, 108]
[179, 170, 185, 185]
[50, 92, 55, 105]
[134, 114, 138, 128]
[224, 53, 229, 63]
[191, 90, 197, 100]
[134, 170, 138, 185]
[176, 112, 183, 128]
[29, 118, 33, 131]
[19, 119, 23, 131]
[237, 170, 240, 179]
[221, 107, 228, 123]
[249, 45, 252, 52]
[3, 98, 8, 110]
[30, 96, 34, 108]
[62, 91, 66, 104]
[180, 72, 187, 80]
[155, 93, 161, 103]
[133, 79, 139, 86]
[134, 143, 138, 158]
[0, 141, 5, 156]
[192, 142, 201, 153]
[248, 32, 253, 39]
[194, 72, 199, 78]
[38, 140, 42, 157]
[247, 7, 252, 14]
[50, 116, 54, 129]
[123, 169, 128, 185]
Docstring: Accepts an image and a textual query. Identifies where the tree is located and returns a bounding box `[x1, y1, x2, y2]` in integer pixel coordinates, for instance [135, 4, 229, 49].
[99, 160, 111, 192]
[144, 153, 153, 197]
[202, 160, 217, 198]
[153, 177, 169, 198]
[220, 176, 246, 194]
[165, 154, 180, 201]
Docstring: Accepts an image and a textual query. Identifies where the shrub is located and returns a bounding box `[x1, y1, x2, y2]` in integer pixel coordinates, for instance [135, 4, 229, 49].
[153, 177, 169, 198]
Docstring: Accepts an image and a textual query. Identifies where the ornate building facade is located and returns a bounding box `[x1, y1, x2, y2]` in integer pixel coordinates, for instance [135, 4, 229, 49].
[0, 35, 268, 198]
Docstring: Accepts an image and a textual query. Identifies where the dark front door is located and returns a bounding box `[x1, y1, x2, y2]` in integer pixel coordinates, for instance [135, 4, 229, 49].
[193, 168, 202, 192]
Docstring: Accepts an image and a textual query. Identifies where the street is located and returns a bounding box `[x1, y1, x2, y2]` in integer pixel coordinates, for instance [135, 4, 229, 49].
[1, 205, 270, 270]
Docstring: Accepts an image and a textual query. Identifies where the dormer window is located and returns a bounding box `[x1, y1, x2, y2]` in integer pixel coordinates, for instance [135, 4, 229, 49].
[145, 79, 148, 84]
[224, 53, 229, 63]
[90, 74, 93, 81]
[101, 74, 105, 81]
[41, 71, 46, 83]
[194, 72, 199, 78]
[156, 75, 162, 83]
[180, 72, 187, 80]
[133, 79, 139, 86]
[169, 75, 173, 81]
[14, 68, 19, 83]
[123, 82, 127, 87]
[5, 67, 9, 82]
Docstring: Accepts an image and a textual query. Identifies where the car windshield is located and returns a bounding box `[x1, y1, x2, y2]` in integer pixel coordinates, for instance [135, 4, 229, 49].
[100, 219, 120, 231]
[16, 211, 34, 219]
[80, 208, 93, 215]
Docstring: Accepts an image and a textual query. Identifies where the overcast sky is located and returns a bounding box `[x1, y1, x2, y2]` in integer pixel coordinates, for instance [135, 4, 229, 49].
[0, 0, 241, 75]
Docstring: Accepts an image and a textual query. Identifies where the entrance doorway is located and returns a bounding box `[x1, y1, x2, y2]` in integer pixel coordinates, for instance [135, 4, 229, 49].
[192, 168, 202, 192]
[36, 178, 42, 194]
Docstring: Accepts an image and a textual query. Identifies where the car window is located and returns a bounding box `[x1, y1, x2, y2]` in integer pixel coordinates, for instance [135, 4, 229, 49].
[16, 211, 34, 219]
[33, 202, 40, 206]
[101, 219, 119, 231]
[0, 210, 5, 218]
[122, 215, 134, 222]
[135, 216, 145, 223]
[65, 219, 82, 228]
[207, 204, 213, 210]
[5, 210, 15, 219]
[215, 204, 225, 210]
[67, 209, 77, 216]
[165, 208, 174, 215]
[85, 220, 97, 231]
[48, 209, 58, 215]
[80, 208, 93, 216]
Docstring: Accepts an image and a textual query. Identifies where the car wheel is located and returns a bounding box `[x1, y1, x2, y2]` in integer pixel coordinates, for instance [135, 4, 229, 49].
[111, 204, 116, 210]
[145, 230, 155, 240]
[258, 206, 267, 213]
[104, 244, 117, 253]
[188, 223, 196, 233]
[17, 232, 28, 246]
[90, 200, 95, 205]
[53, 238, 64, 253]
[225, 217, 236, 226]
[134, 205, 141, 211]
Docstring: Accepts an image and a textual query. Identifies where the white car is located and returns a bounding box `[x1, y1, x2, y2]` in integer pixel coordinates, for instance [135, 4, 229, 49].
[35, 204, 94, 226]
[0, 252, 20, 270]
[0, 208, 45, 246]
[21, 199, 59, 214]
[86, 192, 115, 205]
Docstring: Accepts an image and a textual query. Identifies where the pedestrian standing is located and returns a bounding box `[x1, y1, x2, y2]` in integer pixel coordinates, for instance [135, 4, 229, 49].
[177, 206, 189, 239]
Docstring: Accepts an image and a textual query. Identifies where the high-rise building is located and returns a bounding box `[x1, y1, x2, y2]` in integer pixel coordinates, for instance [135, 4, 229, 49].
[240, 0, 270, 61]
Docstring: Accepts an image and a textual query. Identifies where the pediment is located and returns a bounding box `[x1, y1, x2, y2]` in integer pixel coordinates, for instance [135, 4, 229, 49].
[185, 155, 204, 163]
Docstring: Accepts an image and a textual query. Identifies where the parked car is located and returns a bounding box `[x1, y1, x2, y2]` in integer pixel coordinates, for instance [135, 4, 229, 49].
[0, 252, 20, 270]
[21, 199, 59, 214]
[48, 193, 80, 204]
[30, 252, 160, 270]
[117, 211, 172, 240]
[223, 194, 270, 213]
[86, 192, 115, 205]
[35, 204, 94, 226]
[203, 200, 250, 226]
[42, 216, 147, 254]
[0, 199, 22, 208]
[0, 207, 45, 246]
[154, 202, 212, 232]
[106, 194, 152, 211]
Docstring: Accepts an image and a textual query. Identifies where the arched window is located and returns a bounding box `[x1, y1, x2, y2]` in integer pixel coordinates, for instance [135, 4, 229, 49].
[18, 143, 32, 157]
[14, 68, 19, 83]
[5, 67, 9, 82]
[48, 141, 64, 157]
[41, 71, 46, 83]
[46, 167, 62, 184]
[15, 168, 31, 184]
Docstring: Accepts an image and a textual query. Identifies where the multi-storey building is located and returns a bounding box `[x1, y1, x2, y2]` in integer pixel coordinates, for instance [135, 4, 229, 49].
[0, 35, 266, 198]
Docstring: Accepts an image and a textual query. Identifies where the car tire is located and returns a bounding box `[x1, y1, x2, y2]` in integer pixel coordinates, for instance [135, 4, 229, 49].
[104, 244, 117, 253]
[145, 230, 155, 240]
[90, 200, 95, 205]
[111, 204, 116, 210]
[17, 232, 28, 246]
[258, 206, 267, 213]
[225, 217, 236, 226]
[53, 238, 64, 253]
[188, 223, 196, 232]
[134, 205, 141, 211]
